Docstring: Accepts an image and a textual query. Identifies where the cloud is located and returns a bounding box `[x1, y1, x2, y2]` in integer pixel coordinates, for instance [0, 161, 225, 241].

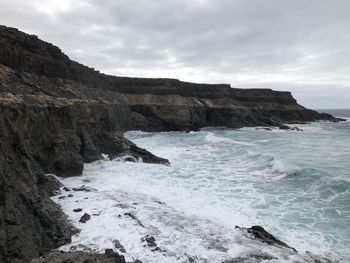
[0, 0, 349, 108]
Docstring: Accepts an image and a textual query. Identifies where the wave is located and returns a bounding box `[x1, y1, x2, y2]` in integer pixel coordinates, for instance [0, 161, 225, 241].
[244, 151, 318, 180]
[205, 132, 255, 145]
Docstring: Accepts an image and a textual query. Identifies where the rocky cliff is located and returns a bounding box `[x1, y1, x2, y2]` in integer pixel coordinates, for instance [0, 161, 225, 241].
[0, 25, 341, 262]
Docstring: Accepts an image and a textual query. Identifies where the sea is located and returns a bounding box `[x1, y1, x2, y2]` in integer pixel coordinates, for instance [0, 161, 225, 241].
[54, 109, 350, 262]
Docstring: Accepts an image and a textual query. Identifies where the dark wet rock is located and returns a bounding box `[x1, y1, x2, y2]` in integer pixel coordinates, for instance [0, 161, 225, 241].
[278, 124, 290, 130]
[113, 239, 126, 253]
[68, 194, 73, 197]
[256, 127, 272, 131]
[247, 225, 297, 252]
[114, 203, 130, 209]
[305, 251, 333, 263]
[124, 156, 137, 162]
[223, 253, 277, 263]
[70, 244, 92, 251]
[79, 213, 91, 223]
[30, 249, 126, 263]
[291, 126, 303, 131]
[141, 235, 157, 247]
[63, 187, 70, 192]
[73, 208, 82, 212]
[72, 186, 93, 192]
[58, 196, 66, 200]
[124, 212, 144, 227]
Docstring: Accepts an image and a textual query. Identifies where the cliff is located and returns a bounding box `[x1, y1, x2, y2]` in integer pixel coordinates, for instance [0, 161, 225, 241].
[0, 25, 341, 262]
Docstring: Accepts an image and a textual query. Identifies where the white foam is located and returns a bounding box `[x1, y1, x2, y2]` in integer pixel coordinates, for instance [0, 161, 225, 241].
[53, 127, 349, 262]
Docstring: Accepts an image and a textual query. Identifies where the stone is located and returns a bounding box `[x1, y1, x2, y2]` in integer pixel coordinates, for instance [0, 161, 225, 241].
[113, 239, 126, 253]
[73, 208, 82, 212]
[247, 225, 297, 252]
[141, 235, 157, 247]
[79, 213, 91, 223]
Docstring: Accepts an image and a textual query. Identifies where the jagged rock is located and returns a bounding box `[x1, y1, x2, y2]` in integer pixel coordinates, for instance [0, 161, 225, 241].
[30, 249, 126, 263]
[72, 186, 93, 192]
[141, 235, 157, 247]
[73, 208, 82, 212]
[246, 225, 297, 252]
[79, 213, 91, 223]
[124, 212, 144, 227]
[113, 239, 126, 253]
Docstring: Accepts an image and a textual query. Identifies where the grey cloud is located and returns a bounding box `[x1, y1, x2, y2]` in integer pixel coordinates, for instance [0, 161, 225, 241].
[0, 0, 349, 108]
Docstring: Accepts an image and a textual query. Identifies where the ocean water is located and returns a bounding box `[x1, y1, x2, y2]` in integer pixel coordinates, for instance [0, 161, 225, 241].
[55, 110, 350, 262]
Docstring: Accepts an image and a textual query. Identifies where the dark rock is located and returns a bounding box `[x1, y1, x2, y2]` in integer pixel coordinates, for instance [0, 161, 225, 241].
[124, 156, 136, 162]
[68, 194, 73, 197]
[73, 208, 82, 212]
[113, 240, 126, 253]
[30, 250, 126, 263]
[291, 126, 303, 131]
[247, 225, 297, 252]
[72, 186, 92, 192]
[141, 235, 157, 247]
[278, 124, 290, 130]
[63, 187, 70, 191]
[124, 212, 144, 227]
[79, 213, 91, 223]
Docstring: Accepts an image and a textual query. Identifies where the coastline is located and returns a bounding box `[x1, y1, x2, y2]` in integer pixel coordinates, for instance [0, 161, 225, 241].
[0, 25, 346, 262]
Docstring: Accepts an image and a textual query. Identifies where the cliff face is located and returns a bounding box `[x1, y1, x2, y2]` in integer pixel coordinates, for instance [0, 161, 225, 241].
[0, 25, 340, 262]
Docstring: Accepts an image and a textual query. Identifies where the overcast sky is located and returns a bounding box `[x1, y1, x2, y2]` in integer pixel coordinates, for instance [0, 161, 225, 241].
[1, 0, 349, 108]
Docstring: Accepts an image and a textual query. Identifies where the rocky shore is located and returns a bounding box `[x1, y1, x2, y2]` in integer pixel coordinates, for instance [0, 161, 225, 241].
[0, 25, 342, 262]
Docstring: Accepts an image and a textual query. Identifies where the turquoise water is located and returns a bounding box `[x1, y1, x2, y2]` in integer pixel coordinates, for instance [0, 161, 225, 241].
[125, 110, 350, 261]
[57, 110, 350, 262]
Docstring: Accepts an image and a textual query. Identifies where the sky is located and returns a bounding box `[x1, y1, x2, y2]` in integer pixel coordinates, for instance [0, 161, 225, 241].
[0, 0, 349, 108]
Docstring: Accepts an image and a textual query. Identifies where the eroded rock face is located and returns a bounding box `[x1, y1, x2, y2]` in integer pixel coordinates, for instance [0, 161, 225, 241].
[0, 111, 75, 262]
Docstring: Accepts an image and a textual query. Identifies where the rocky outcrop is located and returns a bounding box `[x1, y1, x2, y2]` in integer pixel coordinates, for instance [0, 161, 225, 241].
[0, 24, 343, 262]
[30, 249, 128, 263]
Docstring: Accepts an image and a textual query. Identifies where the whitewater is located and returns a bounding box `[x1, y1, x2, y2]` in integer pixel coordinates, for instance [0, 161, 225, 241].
[54, 110, 350, 262]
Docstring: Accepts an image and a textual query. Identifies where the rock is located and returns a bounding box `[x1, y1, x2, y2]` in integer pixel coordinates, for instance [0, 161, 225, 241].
[30, 250, 126, 263]
[63, 187, 70, 191]
[291, 126, 303, 131]
[124, 156, 136, 162]
[79, 213, 91, 223]
[72, 186, 92, 192]
[73, 208, 82, 212]
[141, 235, 157, 247]
[113, 239, 126, 253]
[68, 194, 74, 197]
[278, 124, 290, 130]
[124, 212, 144, 227]
[247, 225, 297, 252]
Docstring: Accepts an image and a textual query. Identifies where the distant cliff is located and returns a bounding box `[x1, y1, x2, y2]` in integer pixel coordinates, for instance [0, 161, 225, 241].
[0, 25, 341, 262]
